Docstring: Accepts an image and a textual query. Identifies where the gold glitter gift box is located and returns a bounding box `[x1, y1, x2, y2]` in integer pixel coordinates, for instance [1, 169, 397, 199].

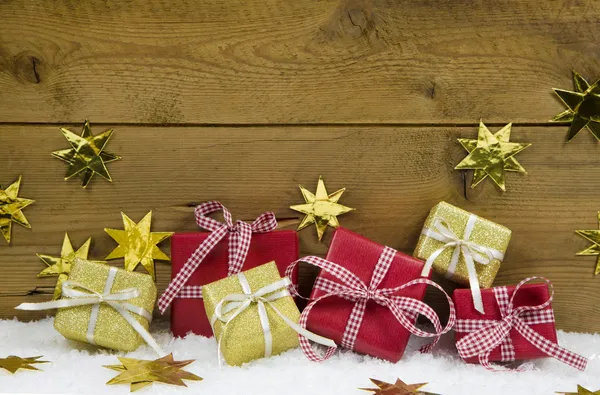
[203, 261, 300, 366]
[413, 201, 511, 289]
[53, 259, 157, 352]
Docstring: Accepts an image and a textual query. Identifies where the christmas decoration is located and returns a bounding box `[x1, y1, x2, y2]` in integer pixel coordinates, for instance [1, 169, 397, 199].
[0, 356, 48, 374]
[551, 71, 600, 142]
[454, 277, 587, 371]
[360, 378, 435, 395]
[557, 385, 600, 395]
[203, 261, 335, 366]
[575, 212, 600, 275]
[158, 201, 298, 338]
[104, 211, 173, 280]
[52, 119, 120, 187]
[455, 121, 531, 191]
[0, 176, 34, 244]
[458, 123, 528, 188]
[16, 259, 162, 354]
[414, 201, 510, 314]
[37, 233, 105, 299]
[290, 176, 354, 240]
[286, 227, 455, 363]
[104, 354, 202, 392]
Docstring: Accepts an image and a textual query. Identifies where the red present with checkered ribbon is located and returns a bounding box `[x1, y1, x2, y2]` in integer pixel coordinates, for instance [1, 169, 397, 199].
[301, 227, 446, 362]
[161, 201, 299, 338]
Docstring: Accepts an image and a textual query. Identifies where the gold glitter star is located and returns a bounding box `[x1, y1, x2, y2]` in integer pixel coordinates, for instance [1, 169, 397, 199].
[576, 212, 600, 275]
[37, 233, 106, 299]
[557, 385, 600, 395]
[360, 378, 436, 395]
[0, 356, 48, 374]
[0, 176, 34, 244]
[104, 354, 202, 392]
[290, 176, 354, 241]
[455, 121, 531, 191]
[52, 119, 120, 188]
[104, 211, 173, 280]
[552, 71, 600, 142]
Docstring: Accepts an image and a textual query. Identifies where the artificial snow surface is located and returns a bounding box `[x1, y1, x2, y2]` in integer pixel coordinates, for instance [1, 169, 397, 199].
[0, 318, 598, 395]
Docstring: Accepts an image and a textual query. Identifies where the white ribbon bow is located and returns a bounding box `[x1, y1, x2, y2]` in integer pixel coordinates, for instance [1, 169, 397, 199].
[210, 273, 336, 368]
[420, 215, 504, 314]
[16, 267, 164, 356]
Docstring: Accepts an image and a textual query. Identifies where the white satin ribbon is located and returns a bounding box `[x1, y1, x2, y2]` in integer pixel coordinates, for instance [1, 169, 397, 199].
[210, 273, 336, 368]
[15, 267, 164, 356]
[420, 215, 504, 314]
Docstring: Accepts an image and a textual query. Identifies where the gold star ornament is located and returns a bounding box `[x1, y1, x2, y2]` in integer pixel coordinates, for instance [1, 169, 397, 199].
[360, 378, 437, 395]
[552, 71, 600, 142]
[576, 212, 600, 275]
[290, 176, 354, 241]
[557, 385, 600, 395]
[37, 233, 106, 299]
[104, 211, 173, 280]
[0, 356, 48, 374]
[455, 121, 531, 191]
[52, 119, 120, 188]
[104, 354, 202, 392]
[0, 176, 34, 244]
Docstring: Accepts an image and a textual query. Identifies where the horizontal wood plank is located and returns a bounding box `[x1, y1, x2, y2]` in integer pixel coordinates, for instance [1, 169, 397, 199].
[1, 125, 600, 332]
[1, 0, 600, 123]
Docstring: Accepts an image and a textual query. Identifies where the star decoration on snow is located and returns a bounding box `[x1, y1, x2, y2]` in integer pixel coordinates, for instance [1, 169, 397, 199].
[104, 354, 202, 392]
[37, 233, 106, 299]
[455, 121, 531, 191]
[557, 385, 600, 395]
[0, 176, 34, 244]
[0, 356, 48, 374]
[360, 378, 437, 395]
[551, 71, 600, 142]
[52, 119, 120, 188]
[104, 211, 173, 280]
[576, 212, 600, 275]
[290, 176, 354, 241]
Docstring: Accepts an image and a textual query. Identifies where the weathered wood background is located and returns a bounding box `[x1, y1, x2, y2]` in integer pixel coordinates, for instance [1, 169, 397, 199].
[1, 0, 599, 333]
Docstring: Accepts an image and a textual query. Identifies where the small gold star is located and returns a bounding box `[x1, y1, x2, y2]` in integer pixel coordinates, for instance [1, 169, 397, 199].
[0, 356, 48, 374]
[0, 176, 34, 244]
[557, 385, 600, 395]
[552, 71, 600, 142]
[290, 176, 354, 241]
[576, 212, 600, 275]
[104, 211, 173, 280]
[360, 378, 436, 395]
[52, 119, 120, 187]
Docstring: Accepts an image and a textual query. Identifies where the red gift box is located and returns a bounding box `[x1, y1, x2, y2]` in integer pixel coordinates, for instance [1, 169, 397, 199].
[306, 227, 430, 362]
[170, 230, 299, 338]
[453, 283, 558, 363]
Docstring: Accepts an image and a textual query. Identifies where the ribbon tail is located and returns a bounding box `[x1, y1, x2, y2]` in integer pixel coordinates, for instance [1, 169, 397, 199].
[107, 301, 165, 357]
[421, 247, 446, 277]
[268, 302, 336, 349]
[464, 248, 485, 314]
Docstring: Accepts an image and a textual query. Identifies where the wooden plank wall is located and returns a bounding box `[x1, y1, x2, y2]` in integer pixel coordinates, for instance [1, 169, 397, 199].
[1, 0, 599, 333]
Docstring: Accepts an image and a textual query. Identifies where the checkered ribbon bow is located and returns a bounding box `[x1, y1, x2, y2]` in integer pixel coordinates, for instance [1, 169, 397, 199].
[455, 277, 587, 372]
[158, 201, 277, 313]
[285, 246, 456, 361]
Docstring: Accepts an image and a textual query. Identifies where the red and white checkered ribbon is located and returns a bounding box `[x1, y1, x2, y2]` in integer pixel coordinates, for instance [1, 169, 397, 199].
[285, 246, 456, 361]
[158, 201, 277, 313]
[455, 277, 587, 372]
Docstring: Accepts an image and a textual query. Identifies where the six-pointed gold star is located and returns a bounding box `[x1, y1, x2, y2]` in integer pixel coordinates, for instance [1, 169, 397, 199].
[557, 385, 600, 395]
[360, 378, 436, 395]
[52, 119, 120, 188]
[104, 211, 173, 280]
[37, 233, 106, 299]
[552, 71, 600, 142]
[0, 356, 48, 374]
[0, 176, 34, 244]
[576, 212, 600, 275]
[104, 354, 202, 392]
[455, 121, 531, 191]
[290, 176, 354, 241]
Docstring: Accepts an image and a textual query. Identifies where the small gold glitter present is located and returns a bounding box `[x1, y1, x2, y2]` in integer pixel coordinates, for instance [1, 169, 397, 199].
[203, 261, 300, 366]
[413, 202, 511, 289]
[54, 259, 157, 352]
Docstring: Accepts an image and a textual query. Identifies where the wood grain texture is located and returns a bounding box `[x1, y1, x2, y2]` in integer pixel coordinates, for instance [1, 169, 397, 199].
[1, 0, 600, 123]
[1, 125, 599, 332]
